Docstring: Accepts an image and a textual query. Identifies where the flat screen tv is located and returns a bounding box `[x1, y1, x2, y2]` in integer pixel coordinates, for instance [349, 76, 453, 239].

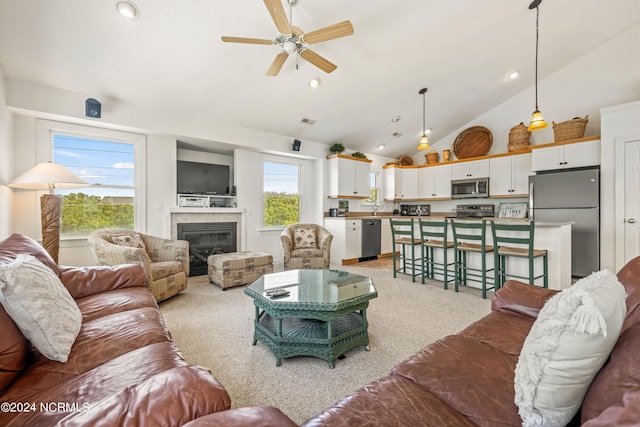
[177, 160, 230, 195]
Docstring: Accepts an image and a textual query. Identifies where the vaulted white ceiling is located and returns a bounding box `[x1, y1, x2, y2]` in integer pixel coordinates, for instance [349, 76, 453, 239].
[1, 0, 639, 158]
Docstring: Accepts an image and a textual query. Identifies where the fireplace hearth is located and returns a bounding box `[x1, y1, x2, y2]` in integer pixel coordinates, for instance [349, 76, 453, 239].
[177, 222, 237, 276]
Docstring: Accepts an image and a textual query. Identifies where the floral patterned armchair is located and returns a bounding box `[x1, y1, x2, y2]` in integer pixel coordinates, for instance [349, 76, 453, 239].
[88, 229, 189, 302]
[280, 223, 333, 270]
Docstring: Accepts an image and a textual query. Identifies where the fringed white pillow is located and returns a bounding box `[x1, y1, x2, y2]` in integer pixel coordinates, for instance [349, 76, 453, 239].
[514, 269, 627, 427]
[0, 254, 82, 362]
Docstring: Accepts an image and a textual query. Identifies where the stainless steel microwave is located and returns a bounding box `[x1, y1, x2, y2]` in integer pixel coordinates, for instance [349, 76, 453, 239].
[451, 178, 489, 199]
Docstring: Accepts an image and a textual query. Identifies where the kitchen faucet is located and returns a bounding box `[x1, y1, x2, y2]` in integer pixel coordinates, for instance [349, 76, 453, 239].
[373, 200, 384, 216]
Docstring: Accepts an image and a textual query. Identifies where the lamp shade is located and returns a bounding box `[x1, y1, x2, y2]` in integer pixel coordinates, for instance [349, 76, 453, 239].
[9, 161, 90, 193]
[527, 110, 548, 131]
[416, 134, 430, 151]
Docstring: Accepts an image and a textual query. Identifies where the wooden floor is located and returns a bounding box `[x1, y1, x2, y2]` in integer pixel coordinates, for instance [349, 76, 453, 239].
[354, 256, 395, 270]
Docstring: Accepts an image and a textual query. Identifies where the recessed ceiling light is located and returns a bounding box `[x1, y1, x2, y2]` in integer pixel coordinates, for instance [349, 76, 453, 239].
[308, 78, 321, 88]
[377, 144, 385, 150]
[391, 116, 401, 123]
[116, 1, 139, 20]
[509, 71, 519, 80]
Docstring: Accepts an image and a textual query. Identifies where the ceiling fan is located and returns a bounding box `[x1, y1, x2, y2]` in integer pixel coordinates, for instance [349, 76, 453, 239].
[221, 0, 354, 76]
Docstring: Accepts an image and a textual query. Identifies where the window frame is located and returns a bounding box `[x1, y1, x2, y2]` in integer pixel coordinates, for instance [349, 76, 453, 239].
[261, 157, 303, 230]
[361, 171, 380, 205]
[36, 119, 147, 238]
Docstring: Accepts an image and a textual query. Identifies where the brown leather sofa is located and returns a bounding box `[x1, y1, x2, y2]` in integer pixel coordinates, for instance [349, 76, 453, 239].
[302, 256, 640, 426]
[0, 233, 232, 426]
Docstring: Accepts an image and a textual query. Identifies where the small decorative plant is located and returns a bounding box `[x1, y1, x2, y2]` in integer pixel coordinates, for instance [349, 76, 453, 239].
[329, 143, 345, 154]
[351, 151, 368, 159]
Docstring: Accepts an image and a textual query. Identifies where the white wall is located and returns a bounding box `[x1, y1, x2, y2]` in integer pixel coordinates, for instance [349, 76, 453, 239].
[0, 66, 13, 240]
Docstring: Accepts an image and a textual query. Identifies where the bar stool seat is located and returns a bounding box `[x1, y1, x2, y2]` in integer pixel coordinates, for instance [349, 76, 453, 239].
[451, 219, 495, 299]
[418, 218, 455, 289]
[490, 220, 548, 289]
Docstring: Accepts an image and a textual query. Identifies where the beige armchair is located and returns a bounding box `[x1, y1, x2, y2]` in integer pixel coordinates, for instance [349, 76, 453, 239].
[280, 223, 333, 270]
[88, 229, 189, 302]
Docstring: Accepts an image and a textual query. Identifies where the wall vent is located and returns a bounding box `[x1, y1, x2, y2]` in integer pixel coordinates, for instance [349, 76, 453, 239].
[300, 117, 317, 125]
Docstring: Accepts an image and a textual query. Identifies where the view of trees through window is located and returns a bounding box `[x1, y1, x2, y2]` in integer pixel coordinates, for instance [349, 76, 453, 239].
[53, 135, 135, 236]
[263, 161, 300, 227]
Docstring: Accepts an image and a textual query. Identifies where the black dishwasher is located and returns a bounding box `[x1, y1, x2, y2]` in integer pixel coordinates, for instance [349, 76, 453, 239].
[361, 219, 381, 259]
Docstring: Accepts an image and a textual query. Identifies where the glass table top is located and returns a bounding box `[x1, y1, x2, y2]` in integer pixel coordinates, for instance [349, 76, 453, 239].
[245, 269, 376, 304]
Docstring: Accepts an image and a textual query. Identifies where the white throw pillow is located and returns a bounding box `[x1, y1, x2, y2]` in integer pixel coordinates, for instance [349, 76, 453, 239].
[514, 270, 627, 427]
[0, 254, 82, 362]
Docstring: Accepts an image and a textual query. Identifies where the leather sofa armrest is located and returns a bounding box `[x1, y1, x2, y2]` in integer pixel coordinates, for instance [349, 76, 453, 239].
[491, 279, 559, 319]
[59, 263, 148, 300]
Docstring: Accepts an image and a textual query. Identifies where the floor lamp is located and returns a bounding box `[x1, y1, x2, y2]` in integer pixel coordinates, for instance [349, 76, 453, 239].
[9, 161, 89, 264]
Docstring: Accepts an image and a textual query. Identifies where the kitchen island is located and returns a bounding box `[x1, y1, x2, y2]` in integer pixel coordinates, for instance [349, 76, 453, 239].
[325, 215, 572, 291]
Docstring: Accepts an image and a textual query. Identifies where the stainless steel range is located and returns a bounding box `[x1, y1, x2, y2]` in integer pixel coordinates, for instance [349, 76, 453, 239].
[455, 204, 495, 218]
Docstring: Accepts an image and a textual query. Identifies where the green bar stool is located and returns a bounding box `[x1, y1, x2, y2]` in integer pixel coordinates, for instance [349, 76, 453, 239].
[389, 218, 423, 282]
[450, 219, 495, 299]
[418, 218, 454, 289]
[490, 220, 548, 289]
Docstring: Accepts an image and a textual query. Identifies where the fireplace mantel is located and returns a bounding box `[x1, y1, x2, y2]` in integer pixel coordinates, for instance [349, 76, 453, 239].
[166, 207, 246, 251]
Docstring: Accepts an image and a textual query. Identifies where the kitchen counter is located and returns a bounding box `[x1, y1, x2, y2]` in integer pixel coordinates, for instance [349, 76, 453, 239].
[324, 215, 572, 291]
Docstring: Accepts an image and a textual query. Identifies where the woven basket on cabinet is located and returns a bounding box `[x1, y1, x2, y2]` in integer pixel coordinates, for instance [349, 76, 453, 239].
[508, 122, 531, 152]
[553, 115, 588, 142]
[425, 151, 439, 164]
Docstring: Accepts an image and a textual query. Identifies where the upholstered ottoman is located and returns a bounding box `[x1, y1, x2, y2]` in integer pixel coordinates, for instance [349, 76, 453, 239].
[207, 251, 274, 290]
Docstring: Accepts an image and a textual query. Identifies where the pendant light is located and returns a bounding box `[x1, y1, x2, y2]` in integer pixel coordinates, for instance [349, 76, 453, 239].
[527, 0, 548, 131]
[417, 88, 430, 150]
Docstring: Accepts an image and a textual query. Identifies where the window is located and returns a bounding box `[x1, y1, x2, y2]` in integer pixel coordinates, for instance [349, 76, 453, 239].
[263, 161, 300, 227]
[37, 120, 146, 237]
[363, 171, 380, 204]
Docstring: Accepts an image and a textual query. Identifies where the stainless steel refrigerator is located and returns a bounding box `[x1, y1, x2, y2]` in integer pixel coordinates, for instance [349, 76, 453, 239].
[528, 168, 600, 277]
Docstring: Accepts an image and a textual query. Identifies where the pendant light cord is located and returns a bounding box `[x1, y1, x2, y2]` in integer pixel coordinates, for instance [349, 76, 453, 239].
[422, 91, 426, 136]
[534, 6, 540, 110]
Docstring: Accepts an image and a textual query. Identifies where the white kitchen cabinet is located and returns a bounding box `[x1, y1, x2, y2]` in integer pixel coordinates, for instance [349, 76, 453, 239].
[381, 219, 393, 255]
[418, 164, 452, 199]
[399, 168, 419, 200]
[324, 218, 362, 264]
[327, 155, 372, 198]
[382, 166, 418, 200]
[531, 139, 601, 171]
[344, 221, 362, 260]
[490, 153, 532, 197]
[451, 159, 490, 181]
[382, 166, 401, 201]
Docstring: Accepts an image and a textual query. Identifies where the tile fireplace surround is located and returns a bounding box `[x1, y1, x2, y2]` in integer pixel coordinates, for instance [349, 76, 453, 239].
[168, 208, 245, 252]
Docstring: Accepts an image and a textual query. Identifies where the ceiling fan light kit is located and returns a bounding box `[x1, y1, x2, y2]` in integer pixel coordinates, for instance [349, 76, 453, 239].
[222, 0, 354, 76]
[527, 0, 548, 131]
[417, 87, 431, 151]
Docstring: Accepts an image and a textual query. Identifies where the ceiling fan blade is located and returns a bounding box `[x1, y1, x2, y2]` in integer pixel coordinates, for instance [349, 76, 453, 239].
[263, 0, 292, 36]
[302, 20, 354, 44]
[300, 49, 337, 74]
[221, 36, 274, 45]
[266, 53, 289, 76]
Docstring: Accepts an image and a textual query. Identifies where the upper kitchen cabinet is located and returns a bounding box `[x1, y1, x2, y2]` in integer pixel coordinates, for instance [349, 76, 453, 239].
[382, 165, 418, 201]
[451, 158, 490, 181]
[327, 155, 372, 199]
[531, 137, 601, 172]
[418, 164, 452, 199]
[490, 152, 532, 197]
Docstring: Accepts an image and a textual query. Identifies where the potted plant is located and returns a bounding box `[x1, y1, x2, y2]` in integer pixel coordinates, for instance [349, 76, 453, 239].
[351, 151, 368, 159]
[329, 143, 345, 154]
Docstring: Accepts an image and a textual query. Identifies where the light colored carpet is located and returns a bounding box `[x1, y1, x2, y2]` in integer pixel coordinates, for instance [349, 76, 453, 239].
[159, 266, 492, 425]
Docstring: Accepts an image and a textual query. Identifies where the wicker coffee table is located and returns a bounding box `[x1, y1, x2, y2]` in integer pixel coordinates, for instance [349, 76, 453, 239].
[244, 269, 377, 368]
